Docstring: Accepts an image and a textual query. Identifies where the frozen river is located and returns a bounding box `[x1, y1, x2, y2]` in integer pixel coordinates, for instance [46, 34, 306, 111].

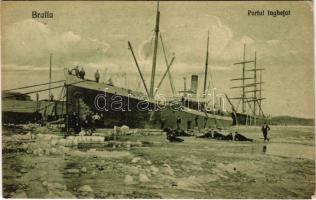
[2, 125, 315, 198]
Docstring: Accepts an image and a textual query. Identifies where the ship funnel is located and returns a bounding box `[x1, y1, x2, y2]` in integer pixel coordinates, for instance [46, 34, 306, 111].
[190, 75, 198, 94]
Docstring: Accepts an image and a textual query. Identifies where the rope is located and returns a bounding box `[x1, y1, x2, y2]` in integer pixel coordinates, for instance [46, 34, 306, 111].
[31, 79, 89, 112]
[3, 85, 64, 99]
[235, 98, 242, 112]
[3, 79, 88, 99]
[3, 80, 65, 92]
[3, 87, 66, 112]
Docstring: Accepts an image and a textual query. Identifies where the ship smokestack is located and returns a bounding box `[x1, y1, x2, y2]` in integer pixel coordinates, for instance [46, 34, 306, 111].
[190, 75, 198, 94]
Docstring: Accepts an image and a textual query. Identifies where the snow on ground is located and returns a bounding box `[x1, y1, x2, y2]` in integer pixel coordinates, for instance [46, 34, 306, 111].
[2, 125, 315, 198]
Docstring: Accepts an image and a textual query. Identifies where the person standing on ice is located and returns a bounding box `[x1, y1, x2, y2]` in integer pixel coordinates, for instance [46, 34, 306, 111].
[261, 122, 271, 142]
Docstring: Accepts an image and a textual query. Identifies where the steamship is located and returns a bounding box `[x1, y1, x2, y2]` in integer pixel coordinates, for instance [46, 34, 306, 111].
[65, 2, 233, 130]
[66, 73, 232, 129]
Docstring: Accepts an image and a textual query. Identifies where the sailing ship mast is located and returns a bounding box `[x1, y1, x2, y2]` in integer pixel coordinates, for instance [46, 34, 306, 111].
[149, 1, 160, 98]
[203, 31, 210, 95]
[246, 54, 265, 117]
[253, 51, 257, 124]
[128, 2, 176, 98]
[231, 44, 254, 114]
[259, 70, 263, 116]
[231, 46, 266, 125]
[242, 44, 246, 113]
[49, 53, 52, 99]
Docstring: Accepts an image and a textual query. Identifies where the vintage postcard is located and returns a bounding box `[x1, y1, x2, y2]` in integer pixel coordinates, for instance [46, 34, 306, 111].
[1, 1, 315, 198]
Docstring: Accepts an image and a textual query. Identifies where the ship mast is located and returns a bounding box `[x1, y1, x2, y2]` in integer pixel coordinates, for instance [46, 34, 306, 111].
[128, 41, 150, 96]
[149, 1, 160, 98]
[231, 46, 267, 125]
[259, 70, 262, 116]
[242, 44, 246, 113]
[203, 31, 210, 95]
[253, 51, 257, 125]
[247, 60, 265, 117]
[231, 44, 254, 113]
[49, 53, 52, 99]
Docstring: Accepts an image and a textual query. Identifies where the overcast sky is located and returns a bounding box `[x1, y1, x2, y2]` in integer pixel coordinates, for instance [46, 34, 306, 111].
[2, 1, 314, 118]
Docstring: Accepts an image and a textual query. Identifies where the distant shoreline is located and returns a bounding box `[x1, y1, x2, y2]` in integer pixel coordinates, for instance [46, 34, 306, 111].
[269, 116, 314, 126]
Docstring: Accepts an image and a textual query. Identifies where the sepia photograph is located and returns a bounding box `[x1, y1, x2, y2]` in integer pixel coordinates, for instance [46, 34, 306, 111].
[1, 1, 315, 198]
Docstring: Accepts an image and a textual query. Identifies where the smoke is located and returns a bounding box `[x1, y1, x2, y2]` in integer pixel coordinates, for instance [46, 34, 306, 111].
[138, 37, 154, 61]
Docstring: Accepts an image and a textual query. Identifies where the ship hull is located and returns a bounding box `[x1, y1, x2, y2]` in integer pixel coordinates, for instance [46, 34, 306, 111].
[66, 75, 233, 129]
[2, 99, 65, 124]
[233, 112, 266, 126]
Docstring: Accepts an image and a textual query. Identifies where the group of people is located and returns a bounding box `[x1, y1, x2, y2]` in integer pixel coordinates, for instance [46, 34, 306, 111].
[68, 111, 102, 135]
[197, 130, 254, 142]
[69, 66, 101, 83]
[69, 66, 86, 80]
[166, 120, 271, 143]
[163, 127, 255, 143]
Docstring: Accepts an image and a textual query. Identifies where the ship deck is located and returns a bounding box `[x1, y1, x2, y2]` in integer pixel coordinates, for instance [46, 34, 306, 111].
[66, 73, 232, 123]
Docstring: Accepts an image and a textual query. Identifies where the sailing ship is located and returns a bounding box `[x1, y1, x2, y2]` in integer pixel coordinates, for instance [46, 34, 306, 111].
[65, 2, 233, 130]
[228, 44, 268, 125]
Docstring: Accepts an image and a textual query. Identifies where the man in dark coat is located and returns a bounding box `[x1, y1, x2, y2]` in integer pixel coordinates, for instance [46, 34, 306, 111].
[95, 70, 100, 82]
[70, 112, 77, 129]
[79, 67, 85, 79]
[261, 122, 271, 142]
[73, 115, 81, 134]
[176, 116, 181, 130]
